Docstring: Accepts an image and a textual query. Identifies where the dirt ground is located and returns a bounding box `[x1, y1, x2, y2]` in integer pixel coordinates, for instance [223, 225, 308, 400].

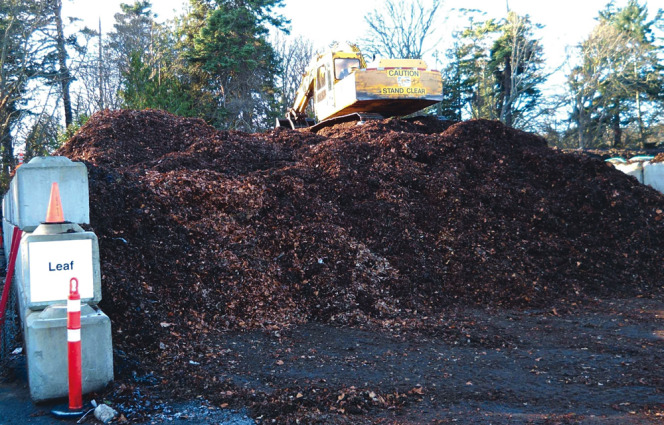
[2, 295, 663, 424]
[240, 299, 664, 424]
[34, 297, 664, 423]
[150, 296, 664, 424]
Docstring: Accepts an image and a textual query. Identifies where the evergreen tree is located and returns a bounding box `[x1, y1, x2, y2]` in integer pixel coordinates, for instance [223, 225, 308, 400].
[108, 1, 196, 117]
[443, 12, 545, 129]
[488, 12, 546, 128]
[567, 0, 663, 148]
[108, 1, 156, 77]
[460, 18, 499, 121]
[178, 0, 288, 131]
[120, 51, 195, 116]
[437, 40, 475, 121]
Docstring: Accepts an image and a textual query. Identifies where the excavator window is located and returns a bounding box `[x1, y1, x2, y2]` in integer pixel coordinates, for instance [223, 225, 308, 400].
[335, 58, 360, 80]
[316, 66, 327, 90]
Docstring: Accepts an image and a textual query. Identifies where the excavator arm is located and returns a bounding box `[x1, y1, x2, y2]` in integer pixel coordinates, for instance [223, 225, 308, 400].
[276, 63, 317, 129]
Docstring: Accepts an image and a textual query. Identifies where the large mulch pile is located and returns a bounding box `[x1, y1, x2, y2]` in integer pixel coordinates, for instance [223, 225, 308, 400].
[55, 109, 664, 419]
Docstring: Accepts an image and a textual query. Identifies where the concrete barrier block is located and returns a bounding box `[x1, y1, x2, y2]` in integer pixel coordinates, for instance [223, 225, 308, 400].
[614, 162, 644, 183]
[643, 162, 664, 194]
[24, 304, 113, 402]
[5, 156, 89, 231]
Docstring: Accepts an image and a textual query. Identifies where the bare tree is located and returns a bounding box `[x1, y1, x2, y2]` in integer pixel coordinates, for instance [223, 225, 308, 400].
[362, 0, 443, 59]
[98, 18, 103, 109]
[492, 12, 547, 128]
[447, 11, 547, 130]
[70, 24, 123, 115]
[272, 33, 314, 114]
[567, 26, 620, 148]
[51, 0, 73, 128]
[568, 22, 658, 148]
[0, 0, 51, 183]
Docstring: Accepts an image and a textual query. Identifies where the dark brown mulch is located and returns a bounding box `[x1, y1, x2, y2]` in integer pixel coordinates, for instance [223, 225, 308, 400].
[54, 109, 664, 422]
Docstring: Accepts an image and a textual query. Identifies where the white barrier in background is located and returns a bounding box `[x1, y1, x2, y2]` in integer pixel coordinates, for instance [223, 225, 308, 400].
[614, 162, 644, 183]
[644, 162, 664, 194]
[610, 156, 664, 195]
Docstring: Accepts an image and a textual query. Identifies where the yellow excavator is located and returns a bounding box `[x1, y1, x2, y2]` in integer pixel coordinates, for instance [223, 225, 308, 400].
[277, 43, 443, 131]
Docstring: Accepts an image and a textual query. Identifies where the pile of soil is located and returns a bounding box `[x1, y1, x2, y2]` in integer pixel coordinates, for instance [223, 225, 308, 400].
[55, 109, 664, 421]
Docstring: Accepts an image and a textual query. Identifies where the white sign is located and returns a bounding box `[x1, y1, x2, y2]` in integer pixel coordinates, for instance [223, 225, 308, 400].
[28, 239, 94, 303]
[397, 76, 412, 87]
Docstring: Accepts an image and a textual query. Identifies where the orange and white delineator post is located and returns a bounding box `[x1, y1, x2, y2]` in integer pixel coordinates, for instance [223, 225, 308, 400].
[67, 277, 83, 411]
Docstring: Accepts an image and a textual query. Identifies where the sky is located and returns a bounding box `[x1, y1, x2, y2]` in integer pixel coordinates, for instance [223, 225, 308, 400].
[62, 0, 654, 53]
[62, 0, 656, 71]
[60, 0, 660, 93]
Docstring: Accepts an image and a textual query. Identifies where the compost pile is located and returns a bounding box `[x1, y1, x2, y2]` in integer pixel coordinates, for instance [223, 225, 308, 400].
[56, 109, 664, 417]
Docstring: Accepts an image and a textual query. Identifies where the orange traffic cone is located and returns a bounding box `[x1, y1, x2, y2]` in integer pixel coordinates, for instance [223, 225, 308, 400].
[45, 182, 65, 224]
